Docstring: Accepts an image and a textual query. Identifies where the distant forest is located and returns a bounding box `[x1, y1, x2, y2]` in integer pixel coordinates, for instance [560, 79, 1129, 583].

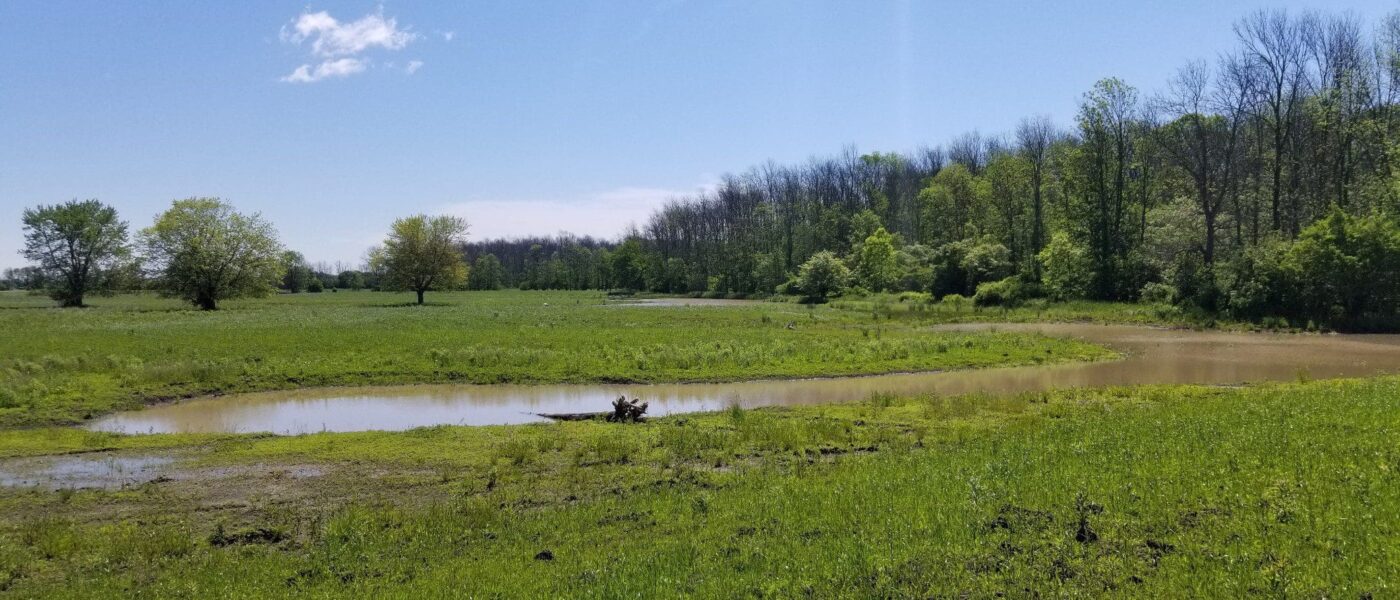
[455, 9, 1400, 328]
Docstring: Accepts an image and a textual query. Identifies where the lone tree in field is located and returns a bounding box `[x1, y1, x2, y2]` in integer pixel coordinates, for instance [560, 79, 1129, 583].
[370, 215, 469, 304]
[140, 198, 284, 310]
[20, 199, 131, 307]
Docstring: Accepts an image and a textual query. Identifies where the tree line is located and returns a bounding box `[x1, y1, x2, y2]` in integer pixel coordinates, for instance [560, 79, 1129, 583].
[459, 8, 1400, 328]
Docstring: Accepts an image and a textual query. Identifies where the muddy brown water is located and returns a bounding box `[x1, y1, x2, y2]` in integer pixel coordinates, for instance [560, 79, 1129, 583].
[0, 455, 177, 490]
[80, 323, 1400, 436]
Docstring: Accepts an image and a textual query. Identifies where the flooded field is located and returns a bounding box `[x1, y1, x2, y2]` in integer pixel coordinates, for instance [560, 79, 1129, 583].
[82, 323, 1400, 435]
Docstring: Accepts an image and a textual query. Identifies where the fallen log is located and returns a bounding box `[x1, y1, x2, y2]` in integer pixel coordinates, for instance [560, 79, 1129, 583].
[537, 395, 649, 423]
[536, 411, 609, 422]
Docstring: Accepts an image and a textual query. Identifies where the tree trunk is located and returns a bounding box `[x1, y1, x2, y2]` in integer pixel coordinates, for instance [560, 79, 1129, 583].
[1204, 208, 1217, 265]
[416, 289, 425, 305]
[198, 295, 217, 311]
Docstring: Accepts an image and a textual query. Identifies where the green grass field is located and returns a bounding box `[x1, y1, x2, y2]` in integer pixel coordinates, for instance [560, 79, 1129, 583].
[1, 290, 1393, 597]
[0, 378, 1395, 597]
[0, 290, 1110, 427]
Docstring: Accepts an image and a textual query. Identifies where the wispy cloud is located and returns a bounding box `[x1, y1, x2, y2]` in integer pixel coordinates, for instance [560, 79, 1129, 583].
[405, 60, 424, 75]
[281, 57, 367, 83]
[279, 9, 419, 83]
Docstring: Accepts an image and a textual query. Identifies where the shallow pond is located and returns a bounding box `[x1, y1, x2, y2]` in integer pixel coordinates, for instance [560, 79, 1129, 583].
[85, 323, 1400, 435]
[0, 455, 177, 490]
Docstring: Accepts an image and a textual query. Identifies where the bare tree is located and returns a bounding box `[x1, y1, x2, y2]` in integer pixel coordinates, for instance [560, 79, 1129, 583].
[1016, 115, 1057, 263]
[1235, 9, 1309, 234]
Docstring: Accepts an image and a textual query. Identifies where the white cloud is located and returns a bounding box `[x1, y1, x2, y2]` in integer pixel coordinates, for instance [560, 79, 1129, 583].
[438, 185, 710, 240]
[279, 9, 419, 83]
[441, 31, 456, 42]
[282, 10, 416, 57]
[281, 57, 367, 83]
[406, 60, 424, 75]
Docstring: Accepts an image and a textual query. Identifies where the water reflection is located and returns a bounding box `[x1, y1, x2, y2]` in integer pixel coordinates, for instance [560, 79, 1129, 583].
[86, 323, 1400, 435]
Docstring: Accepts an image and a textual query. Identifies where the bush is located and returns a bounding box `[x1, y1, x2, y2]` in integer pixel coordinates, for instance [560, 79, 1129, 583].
[940, 294, 969, 313]
[307, 278, 324, 293]
[973, 277, 1028, 307]
[1139, 281, 1176, 305]
[796, 251, 851, 302]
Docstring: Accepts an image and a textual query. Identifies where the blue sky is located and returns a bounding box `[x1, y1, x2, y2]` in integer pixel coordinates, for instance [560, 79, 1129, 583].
[3, 1, 1396, 270]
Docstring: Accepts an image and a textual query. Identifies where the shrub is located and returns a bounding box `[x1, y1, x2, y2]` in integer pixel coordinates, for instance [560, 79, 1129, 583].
[973, 277, 1028, 307]
[796, 251, 851, 302]
[1139, 281, 1176, 305]
[940, 294, 969, 313]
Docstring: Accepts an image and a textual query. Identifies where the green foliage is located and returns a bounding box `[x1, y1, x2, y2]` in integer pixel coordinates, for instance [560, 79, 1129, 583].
[369, 215, 469, 304]
[1282, 208, 1400, 326]
[796, 251, 851, 301]
[20, 199, 131, 307]
[961, 240, 1013, 289]
[609, 239, 647, 291]
[973, 276, 1033, 307]
[853, 227, 898, 292]
[306, 278, 324, 293]
[280, 251, 311, 293]
[940, 293, 968, 313]
[139, 198, 284, 310]
[1037, 233, 1092, 301]
[1221, 239, 1294, 321]
[466, 254, 505, 291]
[336, 270, 366, 290]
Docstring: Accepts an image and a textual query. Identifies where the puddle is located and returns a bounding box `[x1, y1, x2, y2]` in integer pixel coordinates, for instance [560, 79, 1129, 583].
[0, 455, 176, 490]
[84, 323, 1400, 435]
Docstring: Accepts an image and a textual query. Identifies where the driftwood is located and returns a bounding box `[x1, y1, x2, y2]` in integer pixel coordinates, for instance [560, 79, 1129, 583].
[536, 411, 608, 421]
[535, 395, 649, 423]
[607, 395, 649, 422]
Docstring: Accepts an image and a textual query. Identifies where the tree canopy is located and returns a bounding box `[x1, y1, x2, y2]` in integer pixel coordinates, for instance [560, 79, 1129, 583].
[370, 215, 469, 304]
[20, 199, 130, 307]
[139, 198, 284, 310]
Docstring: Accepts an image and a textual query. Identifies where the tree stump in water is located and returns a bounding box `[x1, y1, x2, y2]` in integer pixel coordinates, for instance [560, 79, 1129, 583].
[607, 395, 649, 422]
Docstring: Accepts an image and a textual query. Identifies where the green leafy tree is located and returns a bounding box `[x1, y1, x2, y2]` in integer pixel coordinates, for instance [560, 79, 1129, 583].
[960, 240, 1013, 292]
[281, 251, 311, 293]
[609, 239, 647, 291]
[797, 251, 851, 302]
[752, 252, 789, 294]
[337, 270, 365, 290]
[854, 227, 898, 292]
[20, 199, 130, 307]
[1284, 208, 1400, 323]
[466, 253, 506, 290]
[369, 215, 470, 305]
[140, 198, 284, 310]
[1037, 232, 1093, 300]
